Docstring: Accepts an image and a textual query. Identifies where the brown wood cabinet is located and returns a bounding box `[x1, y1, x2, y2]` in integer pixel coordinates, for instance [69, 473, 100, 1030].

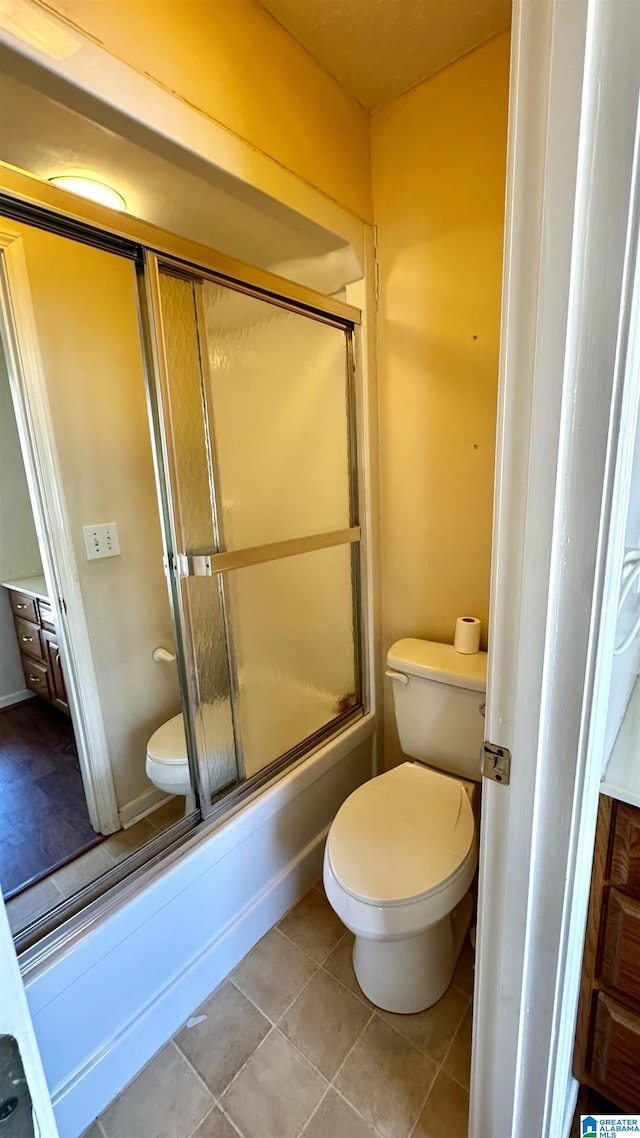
[7, 587, 70, 716]
[574, 795, 640, 1111]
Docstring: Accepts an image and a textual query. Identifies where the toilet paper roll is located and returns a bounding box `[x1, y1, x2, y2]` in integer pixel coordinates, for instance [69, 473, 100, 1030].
[454, 616, 481, 655]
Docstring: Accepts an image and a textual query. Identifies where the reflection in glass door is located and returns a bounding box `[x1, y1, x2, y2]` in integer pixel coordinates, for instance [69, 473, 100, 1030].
[144, 257, 364, 814]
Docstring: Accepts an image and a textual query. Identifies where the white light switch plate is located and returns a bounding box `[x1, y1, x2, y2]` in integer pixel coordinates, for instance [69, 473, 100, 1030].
[83, 522, 120, 560]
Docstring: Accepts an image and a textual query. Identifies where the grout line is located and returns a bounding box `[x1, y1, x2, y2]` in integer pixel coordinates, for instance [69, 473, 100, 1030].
[328, 1008, 376, 1089]
[169, 1038, 217, 1107]
[294, 1085, 331, 1138]
[328, 1083, 388, 1137]
[407, 995, 473, 1136]
[182, 1105, 216, 1138]
[229, 960, 318, 1028]
[276, 917, 348, 968]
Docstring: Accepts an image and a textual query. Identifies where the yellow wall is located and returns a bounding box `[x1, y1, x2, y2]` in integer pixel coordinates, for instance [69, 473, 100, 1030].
[37, 0, 372, 222]
[13, 220, 181, 818]
[371, 34, 510, 767]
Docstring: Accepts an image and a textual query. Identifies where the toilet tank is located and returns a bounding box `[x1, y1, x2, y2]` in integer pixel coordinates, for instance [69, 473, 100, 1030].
[386, 638, 487, 782]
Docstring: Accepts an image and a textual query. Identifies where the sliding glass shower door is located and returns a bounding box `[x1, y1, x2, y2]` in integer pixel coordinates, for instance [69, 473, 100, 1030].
[145, 255, 364, 814]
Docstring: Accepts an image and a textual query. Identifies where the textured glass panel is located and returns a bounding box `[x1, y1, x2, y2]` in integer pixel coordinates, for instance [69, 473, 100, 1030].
[158, 270, 239, 796]
[201, 282, 352, 549]
[184, 578, 238, 795]
[158, 272, 215, 551]
[225, 544, 360, 777]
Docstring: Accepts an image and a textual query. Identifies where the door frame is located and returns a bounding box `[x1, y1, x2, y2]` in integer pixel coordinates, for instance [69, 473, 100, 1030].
[0, 225, 120, 835]
[473, 1, 640, 1135]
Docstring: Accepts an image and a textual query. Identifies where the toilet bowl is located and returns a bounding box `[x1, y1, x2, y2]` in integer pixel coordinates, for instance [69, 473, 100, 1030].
[323, 638, 487, 1014]
[324, 762, 477, 1012]
[145, 713, 195, 813]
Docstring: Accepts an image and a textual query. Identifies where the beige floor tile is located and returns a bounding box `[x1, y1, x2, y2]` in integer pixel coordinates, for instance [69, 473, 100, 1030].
[175, 979, 270, 1095]
[6, 877, 63, 933]
[79, 1124, 103, 1138]
[50, 844, 116, 898]
[412, 1071, 469, 1138]
[335, 1017, 436, 1138]
[378, 985, 469, 1064]
[301, 1089, 380, 1138]
[280, 969, 371, 1078]
[278, 888, 346, 964]
[147, 797, 184, 832]
[232, 927, 317, 1021]
[221, 1028, 327, 1138]
[451, 939, 475, 996]
[100, 1043, 213, 1138]
[102, 818, 156, 863]
[323, 931, 374, 1007]
[189, 1106, 241, 1138]
[443, 1005, 472, 1089]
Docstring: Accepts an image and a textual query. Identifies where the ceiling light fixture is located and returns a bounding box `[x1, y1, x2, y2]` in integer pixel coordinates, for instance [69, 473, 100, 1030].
[48, 175, 127, 213]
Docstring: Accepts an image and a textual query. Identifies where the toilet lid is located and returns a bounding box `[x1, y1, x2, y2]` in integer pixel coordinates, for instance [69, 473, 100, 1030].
[327, 763, 475, 905]
[147, 713, 187, 765]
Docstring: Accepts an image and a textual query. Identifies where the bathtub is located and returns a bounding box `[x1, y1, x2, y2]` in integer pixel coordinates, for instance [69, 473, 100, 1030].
[24, 711, 376, 1138]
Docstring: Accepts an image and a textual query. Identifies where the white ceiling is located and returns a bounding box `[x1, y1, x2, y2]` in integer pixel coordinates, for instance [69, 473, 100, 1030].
[259, 0, 511, 111]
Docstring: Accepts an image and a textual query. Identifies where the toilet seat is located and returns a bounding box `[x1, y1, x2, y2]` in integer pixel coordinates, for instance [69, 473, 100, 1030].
[146, 713, 187, 767]
[327, 762, 475, 907]
[323, 762, 478, 940]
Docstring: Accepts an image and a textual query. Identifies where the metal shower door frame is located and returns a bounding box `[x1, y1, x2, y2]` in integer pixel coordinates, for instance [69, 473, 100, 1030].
[141, 249, 367, 820]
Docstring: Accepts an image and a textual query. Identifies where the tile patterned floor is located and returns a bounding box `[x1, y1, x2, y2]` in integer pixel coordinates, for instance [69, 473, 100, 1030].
[6, 798, 183, 936]
[81, 882, 474, 1138]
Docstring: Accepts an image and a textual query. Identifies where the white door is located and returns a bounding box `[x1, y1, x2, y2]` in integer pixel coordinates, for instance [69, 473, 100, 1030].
[0, 899, 58, 1136]
[471, 1, 640, 1136]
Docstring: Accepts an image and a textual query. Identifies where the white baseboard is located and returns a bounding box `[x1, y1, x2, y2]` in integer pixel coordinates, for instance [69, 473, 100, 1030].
[119, 786, 172, 829]
[0, 688, 35, 710]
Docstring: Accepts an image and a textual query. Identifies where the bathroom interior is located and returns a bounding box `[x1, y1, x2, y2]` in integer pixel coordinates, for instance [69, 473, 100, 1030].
[1, 2, 639, 1137]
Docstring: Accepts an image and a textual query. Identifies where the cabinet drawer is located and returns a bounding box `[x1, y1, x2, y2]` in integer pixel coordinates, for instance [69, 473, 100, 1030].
[13, 616, 45, 664]
[600, 888, 640, 1008]
[591, 992, 640, 1111]
[21, 658, 51, 701]
[38, 600, 55, 632]
[9, 591, 37, 623]
[611, 803, 640, 901]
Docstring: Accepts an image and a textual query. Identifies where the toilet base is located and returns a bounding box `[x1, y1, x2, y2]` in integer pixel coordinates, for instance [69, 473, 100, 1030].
[352, 891, 473, 1013]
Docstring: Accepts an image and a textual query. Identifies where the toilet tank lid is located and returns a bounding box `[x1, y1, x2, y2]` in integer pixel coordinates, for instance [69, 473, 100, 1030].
[387, 638, 487, 692]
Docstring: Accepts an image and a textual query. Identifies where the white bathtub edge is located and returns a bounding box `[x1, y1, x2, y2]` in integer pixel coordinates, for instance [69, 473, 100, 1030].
[51, 826, 327, 1137]
[26, 717, 375, 1137]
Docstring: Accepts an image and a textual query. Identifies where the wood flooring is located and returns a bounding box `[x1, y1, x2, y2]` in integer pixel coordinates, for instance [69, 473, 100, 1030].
[0, 697, 103, 900]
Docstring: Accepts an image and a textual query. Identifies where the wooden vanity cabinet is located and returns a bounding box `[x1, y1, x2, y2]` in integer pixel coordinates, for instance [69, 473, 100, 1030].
[7, 587, 70, 716]
[574, 795, 640, 1110]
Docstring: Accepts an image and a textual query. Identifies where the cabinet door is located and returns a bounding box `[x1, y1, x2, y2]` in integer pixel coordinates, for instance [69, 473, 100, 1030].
[592, 992, 640, 1111]
[42, 631, 70, 715]
[600, 888, 640, 1008]
[611, 803, 640, 901]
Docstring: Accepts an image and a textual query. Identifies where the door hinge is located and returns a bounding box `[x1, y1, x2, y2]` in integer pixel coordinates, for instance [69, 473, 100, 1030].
[481, 741, 511, 786]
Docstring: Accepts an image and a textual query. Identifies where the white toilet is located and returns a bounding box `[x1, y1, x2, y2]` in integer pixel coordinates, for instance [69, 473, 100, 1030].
[145, 713, 195, 813]
[323, 637, 487, 1014]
